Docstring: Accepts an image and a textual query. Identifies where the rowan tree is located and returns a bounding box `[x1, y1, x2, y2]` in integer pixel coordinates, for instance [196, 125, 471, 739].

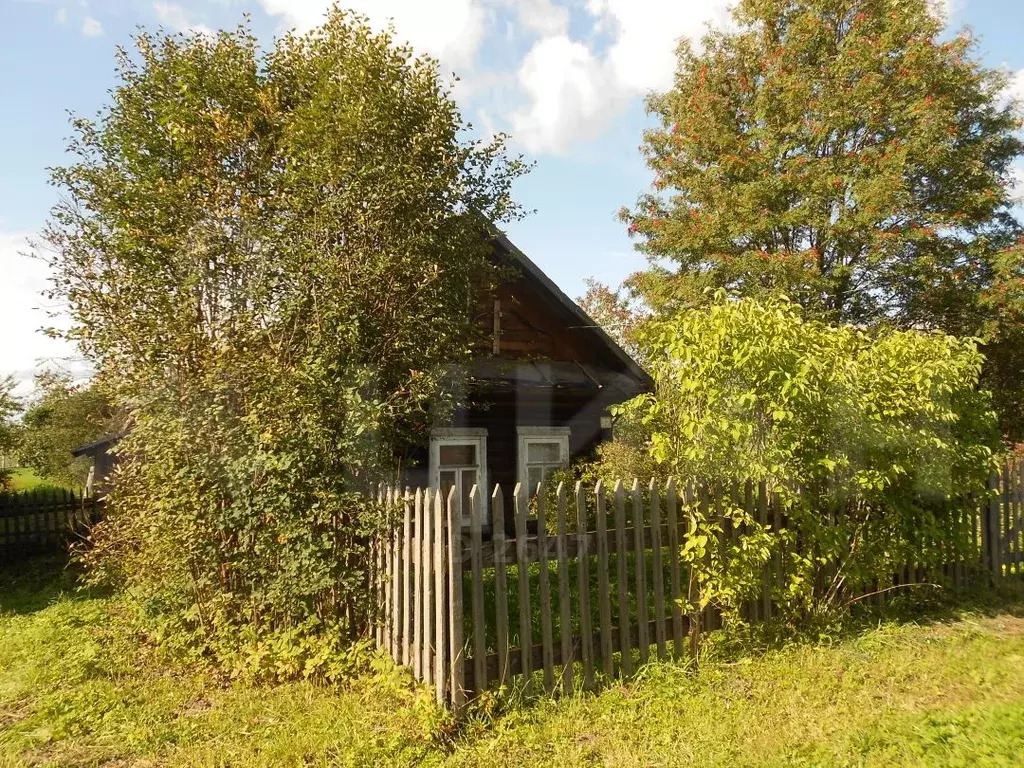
[620, 0, 1023, 437]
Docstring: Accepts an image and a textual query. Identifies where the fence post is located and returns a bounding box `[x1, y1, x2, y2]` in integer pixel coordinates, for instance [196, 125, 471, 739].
[385, 486, 395, 660]
[446, 486, 466, 711]
[536, 483, 556, 693]
[595, 481, 613, 678]
[434, 486, 448, 704]
[666, 478, 684, 659]
[513, 483, 534, 696]
[649, 478, 666, 660]
[986, 471, 1002, 581]
[556, 482, 574, 694]
[412, 489, 424, 680]
[613, 481, 633, 677]
[575, 482, 595, 690]
[470, 486, 487, 695]
[402, 490, 413, 668]
[421, 489, 435, 686]
[631, 480, 649, 664]
[491, 486, 511, 687]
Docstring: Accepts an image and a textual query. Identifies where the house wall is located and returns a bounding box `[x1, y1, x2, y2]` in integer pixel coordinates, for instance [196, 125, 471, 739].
[402, 387, 614, 535]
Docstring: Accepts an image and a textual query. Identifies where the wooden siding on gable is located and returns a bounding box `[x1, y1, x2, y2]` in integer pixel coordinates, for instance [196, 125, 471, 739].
[478, 278, 615, 368]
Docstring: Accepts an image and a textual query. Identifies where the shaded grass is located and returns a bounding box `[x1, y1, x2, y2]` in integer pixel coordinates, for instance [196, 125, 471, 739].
[4, 557, 1024, 766]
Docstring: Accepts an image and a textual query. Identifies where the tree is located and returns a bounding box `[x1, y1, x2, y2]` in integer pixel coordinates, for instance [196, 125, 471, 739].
[621, 0, 1022, 361]
[577, 278, 649, 365]
[18, 373, 116, 488]
[43, 9, 526, 677]
[0, 377, 21, 489]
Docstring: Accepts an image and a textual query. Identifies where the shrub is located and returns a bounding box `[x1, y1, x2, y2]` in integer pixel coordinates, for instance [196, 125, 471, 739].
[604, 293, 998, 626]
[48, 10, 525, 675]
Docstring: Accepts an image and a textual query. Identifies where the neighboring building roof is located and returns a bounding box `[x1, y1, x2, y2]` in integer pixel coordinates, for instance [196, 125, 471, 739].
[489, 230, 654, 394]
[71, 432, 126, 458]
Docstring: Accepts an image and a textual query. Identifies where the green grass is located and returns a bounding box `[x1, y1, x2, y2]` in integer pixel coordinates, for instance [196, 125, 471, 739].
[2, 468, 77, 495]
[3, 558, 1024, 766]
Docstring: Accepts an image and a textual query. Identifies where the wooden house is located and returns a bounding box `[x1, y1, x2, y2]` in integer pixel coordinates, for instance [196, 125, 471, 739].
[402, 231, 653, 533]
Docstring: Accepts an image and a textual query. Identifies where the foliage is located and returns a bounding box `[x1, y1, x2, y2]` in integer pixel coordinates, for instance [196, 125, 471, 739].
[0, 376, 21, 489]
[577, 278, 649, 367]
[619, 0, 1024, 438]
[43, 9, 526, 670]
[603, 294, 998, 621]
[18, 372, 116, 487]
[978, 242, 1024, 441]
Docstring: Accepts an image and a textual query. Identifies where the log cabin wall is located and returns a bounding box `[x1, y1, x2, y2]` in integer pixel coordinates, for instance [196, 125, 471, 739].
[399, 236, 651, 536]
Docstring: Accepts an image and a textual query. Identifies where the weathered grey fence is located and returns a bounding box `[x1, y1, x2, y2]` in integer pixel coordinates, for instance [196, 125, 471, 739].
[371, 462, 1022, 710]
[0, 489, 101, 561]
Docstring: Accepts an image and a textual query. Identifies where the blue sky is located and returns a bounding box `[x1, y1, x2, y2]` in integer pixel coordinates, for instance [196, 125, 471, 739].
[2, 0, 1023, 391]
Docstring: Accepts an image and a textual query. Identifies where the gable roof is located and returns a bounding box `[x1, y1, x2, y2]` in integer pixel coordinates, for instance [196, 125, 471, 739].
[488, 228, 654, 394]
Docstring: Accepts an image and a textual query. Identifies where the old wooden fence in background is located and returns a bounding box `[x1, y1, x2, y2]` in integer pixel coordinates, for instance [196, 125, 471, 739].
[0, 489, 102, 561]
[371, 461, 1024, 710]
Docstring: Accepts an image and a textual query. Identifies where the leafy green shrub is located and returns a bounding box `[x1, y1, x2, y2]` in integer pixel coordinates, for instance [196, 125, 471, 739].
[49, 10, 525, 676]
[603, 293, 998, 627]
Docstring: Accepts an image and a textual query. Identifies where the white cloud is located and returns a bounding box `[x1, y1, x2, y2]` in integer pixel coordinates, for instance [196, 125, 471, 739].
[0, 234, 88, 396]
[55, 7, 67, 24]
[81, 15, 103, 37]
[254, 0, 487, 70]
[512, 0, 730, 154]
[511, 36, 624, 153]
[500, 0, 569, 37]
[1006, 68, 1024, 107]
[153, 2, 215, 37]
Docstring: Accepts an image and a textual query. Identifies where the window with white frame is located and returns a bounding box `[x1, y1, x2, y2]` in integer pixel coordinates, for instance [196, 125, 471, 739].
[517, 426, 570, 495]
[429, 429, 487, 527]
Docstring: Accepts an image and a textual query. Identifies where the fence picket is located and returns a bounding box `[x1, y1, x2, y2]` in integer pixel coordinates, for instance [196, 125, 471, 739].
[434, 486, 448, 703]
[385, 487, 395, 660]
[402, 491, 413, 667]
[470, 486, 487, 695]
[632, 480, 649, 664]
[375, 485, 385, 649]
[1003, 463, 1011, 579]
[756, 481, 771, 619]
[575, 482, 595, 690]
[649, 479, 666, 660]
[446, 487, 466, 711]
[556, 483, 573, 694]
[536, 484, 556, 693]
[412, 489, 424, 680]
[614, 481, 633, 677]
[666, 478, 684, 659]
[422, 488, 435, 685]
[513, 484, 534, 695]
[491, 486, 511, 687]
[595, 481, 613, 678]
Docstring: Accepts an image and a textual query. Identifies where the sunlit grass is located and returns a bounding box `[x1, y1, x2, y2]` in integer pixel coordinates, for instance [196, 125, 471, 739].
[3, 556, 1024, 766]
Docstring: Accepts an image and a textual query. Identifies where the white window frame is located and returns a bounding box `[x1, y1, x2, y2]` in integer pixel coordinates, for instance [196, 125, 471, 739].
[517, 426, 571, 495]
[429, 428, 488, 527]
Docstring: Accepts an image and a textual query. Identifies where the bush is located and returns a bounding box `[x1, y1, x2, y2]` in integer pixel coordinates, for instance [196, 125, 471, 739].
[602, 294, 998, 626]
[49, 10, 525, 676]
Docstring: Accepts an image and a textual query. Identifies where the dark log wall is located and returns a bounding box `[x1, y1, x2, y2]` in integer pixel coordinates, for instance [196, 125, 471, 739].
[402, 387, 615, 535]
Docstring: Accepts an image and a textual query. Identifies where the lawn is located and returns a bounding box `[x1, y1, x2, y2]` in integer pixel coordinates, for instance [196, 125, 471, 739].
[2, 558, 1024, 767]
[2, 468, 78, 495]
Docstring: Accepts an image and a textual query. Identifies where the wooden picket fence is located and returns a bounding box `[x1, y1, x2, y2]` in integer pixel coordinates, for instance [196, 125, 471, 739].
[0, 488, 102, 561]
[371, 461, 1024, 710]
